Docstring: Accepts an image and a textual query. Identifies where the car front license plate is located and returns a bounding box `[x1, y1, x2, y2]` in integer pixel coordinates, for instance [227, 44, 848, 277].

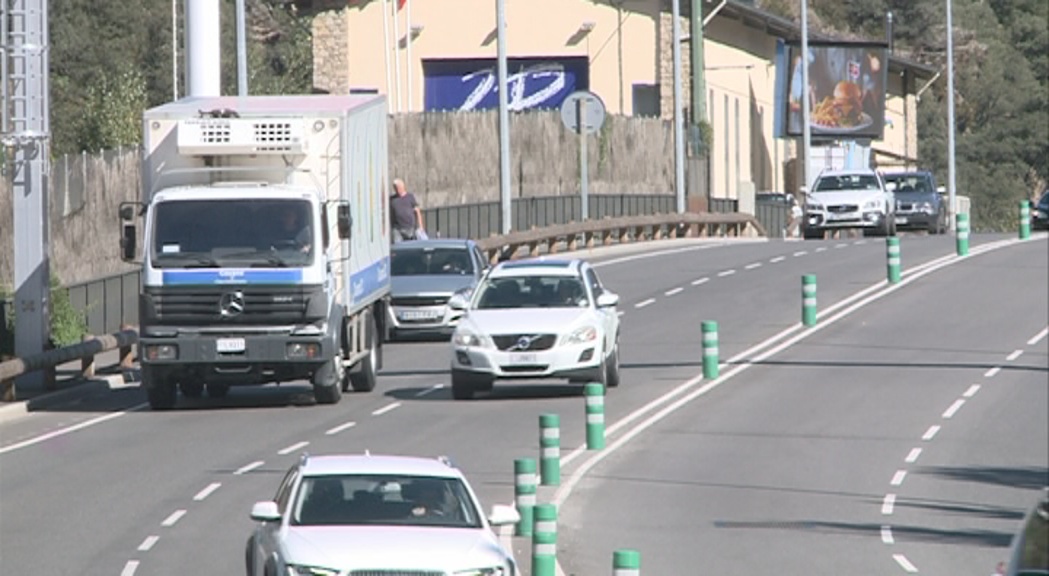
[509, 353, 537, 364]
[895, 216, 908, 224]
[400, 309, 440, 321]
[217, 338, 246, 353]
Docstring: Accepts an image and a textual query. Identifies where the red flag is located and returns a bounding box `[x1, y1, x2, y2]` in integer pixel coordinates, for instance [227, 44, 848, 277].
[397, 0, 406, 9]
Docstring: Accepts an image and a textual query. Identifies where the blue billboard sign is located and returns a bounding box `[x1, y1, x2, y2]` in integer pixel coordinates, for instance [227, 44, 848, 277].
[423, 57, 590, 112]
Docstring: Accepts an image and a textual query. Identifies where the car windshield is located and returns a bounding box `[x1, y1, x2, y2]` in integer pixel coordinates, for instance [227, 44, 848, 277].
[1039, 190, 1049, 209]
[474, 276, 588, 309]
[391, 247, 473, 276]
[151, 199, 314, 268]
[290, 474, 482, 528]
[884, 175, 931, 194]
[814, 174, 882, 192]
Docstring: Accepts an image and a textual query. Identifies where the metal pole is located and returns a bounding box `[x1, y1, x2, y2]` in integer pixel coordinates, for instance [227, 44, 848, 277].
[671, 0, 685, 213]
[801, 0, 812, 192]
[946, 0, 957, 231]
[497, 0, 512, 234]
[690, 0, 707, 149]
[185, 0, 221, 97]
[406, 0, 412, 111]
[9, 0, 52, 392]
[578, 98, 589, 221]
[382, 0, 392, 111]
[235, 0, 248, 96]
[172, 0, 178, 100]
[392, 0, 402, 112]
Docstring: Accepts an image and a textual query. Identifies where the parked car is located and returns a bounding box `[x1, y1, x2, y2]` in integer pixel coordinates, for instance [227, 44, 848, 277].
[387, 238, 490, 340]
[245, 453, 520, 576]
[882, 170, 948, 234]
[802, 168, 897, 239]
[448, 257, 621, 400]
[1003, 487, 1049, 576]
[1031, 188, 1049, 231]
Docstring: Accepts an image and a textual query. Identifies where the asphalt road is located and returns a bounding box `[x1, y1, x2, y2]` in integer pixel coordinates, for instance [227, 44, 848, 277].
[0, 233, 1045, 576]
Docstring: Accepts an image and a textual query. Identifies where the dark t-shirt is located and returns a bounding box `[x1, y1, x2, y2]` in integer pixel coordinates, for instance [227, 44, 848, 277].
[390, 192, 419, 230]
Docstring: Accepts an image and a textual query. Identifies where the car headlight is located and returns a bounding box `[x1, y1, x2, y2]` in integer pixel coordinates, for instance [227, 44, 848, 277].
[917, 201, 934, 213]
[806, 203, 824, 212]
[286, 566, 339, 576]
[1035, 209, 1047, 218]
[454, 330, 490, 348]
[863, 199, 882, 210]
[563, 326, 598, 345]
[454, 567, 510, 576]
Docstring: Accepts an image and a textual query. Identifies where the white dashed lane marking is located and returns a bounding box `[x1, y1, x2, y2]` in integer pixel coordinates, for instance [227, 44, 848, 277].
[1028, 328, 1048, 345]
[120, 560, 140, 576]
[793, 251, 807, 257]
[1006, 349, 1023, 361]
[325, 421, 357, 435]
[278, 441, 309, 455]
[881, 525, 894, 544]
[769, 256, 786, 263]
[138, 536, 159, 552]
[664, 287, 683, 296]
[942, 399, 965, 419]
[372, 402, 401, 416]
[882, 494, 896, 514]
[922, 425, 941, 440]
[635, 298, 656, 309]
[691, 277, 710, 285]
[963, 384, 981, 398]
[893, 554, 919, 573]
[984, 366, 1001, 378]
[161, 510, 186, 527]
[234, 461, 264, 475]
[744, 262, 762, 270]
[905, 448, 922, 463]
[891, 470, 907, 486]
[193, 483, 221, 501]
[717, 269, 736, 277]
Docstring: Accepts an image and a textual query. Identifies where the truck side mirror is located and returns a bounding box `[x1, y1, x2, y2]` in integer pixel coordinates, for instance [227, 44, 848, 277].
[120, 224, 137, 261]
[119, 202, 142, 221]
[337, 202, 352, 240]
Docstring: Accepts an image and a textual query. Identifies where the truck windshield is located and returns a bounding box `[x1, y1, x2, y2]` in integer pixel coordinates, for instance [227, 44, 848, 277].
[152, 199, 314, 268]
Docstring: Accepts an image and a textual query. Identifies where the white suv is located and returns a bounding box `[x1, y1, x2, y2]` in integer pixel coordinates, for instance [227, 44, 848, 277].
[803, 169, 897, 238]
[448, 258, 621, 399]
[246, 453, 520, 576]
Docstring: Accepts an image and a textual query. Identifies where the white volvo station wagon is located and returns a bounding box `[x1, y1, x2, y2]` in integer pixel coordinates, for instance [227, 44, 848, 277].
[447, 258, 621, 399]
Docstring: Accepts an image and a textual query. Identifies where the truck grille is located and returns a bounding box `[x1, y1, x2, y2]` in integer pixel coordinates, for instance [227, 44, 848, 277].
[493, 334, 557, 351]
[144, 285, 323, 325]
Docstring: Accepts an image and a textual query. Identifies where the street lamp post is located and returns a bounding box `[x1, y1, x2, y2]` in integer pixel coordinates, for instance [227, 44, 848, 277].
[946, 0, 957, 230]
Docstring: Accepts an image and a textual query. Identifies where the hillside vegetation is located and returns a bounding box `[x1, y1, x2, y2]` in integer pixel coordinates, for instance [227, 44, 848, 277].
[35, 0, 1049, 231]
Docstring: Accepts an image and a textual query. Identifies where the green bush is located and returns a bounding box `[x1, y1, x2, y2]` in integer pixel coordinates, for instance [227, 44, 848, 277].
[0, 275, 88, 357]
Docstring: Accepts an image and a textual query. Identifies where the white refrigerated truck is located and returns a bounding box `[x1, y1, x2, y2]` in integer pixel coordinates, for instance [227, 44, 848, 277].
[119, 95, 390, 409]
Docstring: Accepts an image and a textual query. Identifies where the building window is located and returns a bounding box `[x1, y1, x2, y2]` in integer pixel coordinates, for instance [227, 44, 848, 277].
[632, 84, 660, 117]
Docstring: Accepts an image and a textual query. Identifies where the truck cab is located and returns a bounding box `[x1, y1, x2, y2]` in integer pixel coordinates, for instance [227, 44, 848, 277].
[121, 96, 390, 409]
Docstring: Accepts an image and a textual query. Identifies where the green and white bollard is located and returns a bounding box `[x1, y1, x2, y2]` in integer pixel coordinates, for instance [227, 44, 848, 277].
[956, 212, 970, 256]
[702, 320, 719, 379]
[584, 382, 606, 450]
[1020, 200, 1031, 240]
[513, 458, 537, 536]
[613, 549, 641, 576]
[539, 413, 561, 486]
[802, 274, 817, 327]
[532, 504, 558, 576]
[886, 236, 901, 284]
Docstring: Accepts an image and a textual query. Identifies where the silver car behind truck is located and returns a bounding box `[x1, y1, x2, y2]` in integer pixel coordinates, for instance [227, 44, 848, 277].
[386, 238, 490, 340]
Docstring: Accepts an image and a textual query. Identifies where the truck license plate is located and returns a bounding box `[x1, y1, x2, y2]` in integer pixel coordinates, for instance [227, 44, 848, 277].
[509, 353, 537, 364]
[217, 338, 246, 353]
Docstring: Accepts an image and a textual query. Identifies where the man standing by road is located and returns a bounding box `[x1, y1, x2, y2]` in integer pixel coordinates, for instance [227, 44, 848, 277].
[390, 178, 425, 243]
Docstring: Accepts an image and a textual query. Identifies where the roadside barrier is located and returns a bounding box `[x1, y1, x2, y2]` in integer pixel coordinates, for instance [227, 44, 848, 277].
[0, 326, 137, 401]
[532, 504, 558, 576]
[613, 549, 641, 576]
[956, 213, 970, 256]
[802, 275, 817, 327]
[886, 237, 901, 284]
[584, 382, 606, 450]
[702, 321, 719, 379]
[513, 458, 537, 537]
[539, 413, 561, 486]
[1020, 200, 1031, 240]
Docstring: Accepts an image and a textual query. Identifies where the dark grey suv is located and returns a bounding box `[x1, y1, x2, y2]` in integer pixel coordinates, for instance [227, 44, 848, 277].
[883, 171, 948, 234]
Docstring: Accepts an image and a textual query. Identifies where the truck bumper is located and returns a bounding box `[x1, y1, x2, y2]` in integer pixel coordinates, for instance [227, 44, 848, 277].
[139, 331, 336, 385]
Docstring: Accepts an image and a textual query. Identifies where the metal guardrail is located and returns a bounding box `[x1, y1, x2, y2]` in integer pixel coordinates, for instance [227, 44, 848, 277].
[0, 328, 137, 401]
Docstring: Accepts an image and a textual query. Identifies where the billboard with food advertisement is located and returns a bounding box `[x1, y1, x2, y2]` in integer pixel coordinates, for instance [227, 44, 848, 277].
[783, 41, 888, 141]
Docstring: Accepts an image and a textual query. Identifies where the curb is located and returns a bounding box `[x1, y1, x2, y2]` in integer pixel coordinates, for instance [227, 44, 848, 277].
[0, 368, 138, 424]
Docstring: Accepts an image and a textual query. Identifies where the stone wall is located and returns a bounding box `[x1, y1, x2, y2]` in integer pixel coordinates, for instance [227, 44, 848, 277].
[312, 9, 349, 94]
[1, 110, 673, 288]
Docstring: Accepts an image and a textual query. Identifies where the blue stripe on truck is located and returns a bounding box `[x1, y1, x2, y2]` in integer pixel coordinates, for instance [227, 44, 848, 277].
[161, 269, 304, 285]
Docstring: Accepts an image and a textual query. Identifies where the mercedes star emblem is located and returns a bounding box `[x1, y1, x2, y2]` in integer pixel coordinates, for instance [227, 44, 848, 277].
[219, 291, 245, 318]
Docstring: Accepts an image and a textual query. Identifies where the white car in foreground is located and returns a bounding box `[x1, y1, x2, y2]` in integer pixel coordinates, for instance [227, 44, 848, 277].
[448, 258, 621, 399]
[246, 453, 520, 576]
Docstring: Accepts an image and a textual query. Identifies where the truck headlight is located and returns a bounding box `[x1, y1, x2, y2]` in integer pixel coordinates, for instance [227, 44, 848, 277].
[563, 326, 597, 345]
[145, 344, 178, 361]
[286, 342, 321, 359]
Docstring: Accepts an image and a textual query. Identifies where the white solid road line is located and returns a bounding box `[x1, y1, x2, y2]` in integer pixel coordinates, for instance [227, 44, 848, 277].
[0, 411, 128, 455]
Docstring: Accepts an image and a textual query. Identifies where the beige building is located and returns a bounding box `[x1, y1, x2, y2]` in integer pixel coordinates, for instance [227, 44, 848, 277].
[304, 0, 935, 197]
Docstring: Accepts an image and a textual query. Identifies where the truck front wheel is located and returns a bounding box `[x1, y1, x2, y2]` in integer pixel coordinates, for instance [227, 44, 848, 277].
[348, 314, 378, 393]
[143, 366, 177, 410]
